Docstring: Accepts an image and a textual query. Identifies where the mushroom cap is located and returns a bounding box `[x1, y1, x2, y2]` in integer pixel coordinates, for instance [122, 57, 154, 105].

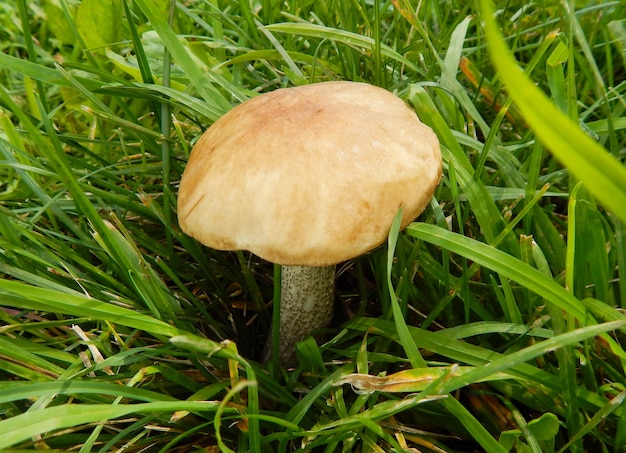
[178, 81, 442, 266]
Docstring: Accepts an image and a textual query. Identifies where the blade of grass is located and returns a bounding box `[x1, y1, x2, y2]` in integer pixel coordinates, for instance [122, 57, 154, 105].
[262, 22, 421, 74]
[409, 84, 518, 255]
[0, 52, 102, 92]
[256, 19, 304, 81]
[92, 219, 180, 322]
[0, 279, 181, 337]
[441, 16, 492, 136]
[558, 390, 626, 453]
[440, 396, 507, 452]
[0, 94, 86, 240]
[17, 0, 50, 116]
[442, 320, 626, 393]
[122, 0, 154, 85]
[478, 0, 626, 223]
[160, 0, 175, 262]
[0, 401, 229, 449]
[559, 183, 583, 452]
[0, 381, 177, 405]
[133, 0, 242, 110]
[349, 317, 609, 414]
[407, 223, 626, 362]
[407, 224, 588, 321]
[4, 68, 183, 324]
[169, 335, 261, 453]
[387, 209, 426, 368]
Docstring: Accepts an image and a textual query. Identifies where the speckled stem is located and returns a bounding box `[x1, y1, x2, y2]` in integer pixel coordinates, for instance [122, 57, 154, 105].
[276, 265, 335, 366]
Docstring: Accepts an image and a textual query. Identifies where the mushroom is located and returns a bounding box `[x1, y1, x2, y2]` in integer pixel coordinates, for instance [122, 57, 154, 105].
[177, 81, 441, 366]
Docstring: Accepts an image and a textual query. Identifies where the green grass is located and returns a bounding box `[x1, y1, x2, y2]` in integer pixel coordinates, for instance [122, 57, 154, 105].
[1, 0, 625, 451]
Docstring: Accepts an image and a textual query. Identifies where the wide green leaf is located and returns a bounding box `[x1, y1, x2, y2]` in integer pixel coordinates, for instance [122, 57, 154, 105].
[76, 0, 123, 53]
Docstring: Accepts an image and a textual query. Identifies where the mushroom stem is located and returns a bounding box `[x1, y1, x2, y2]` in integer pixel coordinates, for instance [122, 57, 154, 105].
[275, 264, 335, 366]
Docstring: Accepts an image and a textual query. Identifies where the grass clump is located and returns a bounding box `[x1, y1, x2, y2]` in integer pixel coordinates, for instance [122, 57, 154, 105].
[1, 0, 625, 451]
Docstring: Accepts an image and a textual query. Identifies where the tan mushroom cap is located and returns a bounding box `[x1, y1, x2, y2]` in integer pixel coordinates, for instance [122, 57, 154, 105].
[178, 81, 442, 266]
